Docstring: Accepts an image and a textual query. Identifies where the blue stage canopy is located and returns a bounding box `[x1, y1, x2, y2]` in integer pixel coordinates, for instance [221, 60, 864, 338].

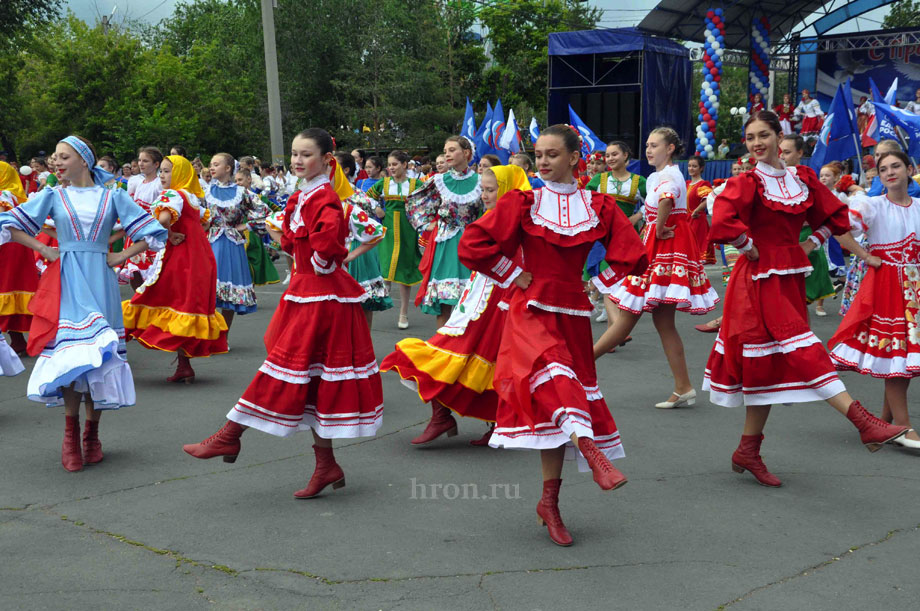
[548, 27, 688, 58]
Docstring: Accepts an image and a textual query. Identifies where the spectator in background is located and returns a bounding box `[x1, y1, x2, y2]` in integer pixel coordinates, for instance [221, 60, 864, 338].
[169, 145, 188, 158]
[351, 149, 369, 181]
[477, 154, 501, 174]
[434, 154, 447, 175]
[239, 156, 263, 190]
[717, 139, 730, 159]
[118, 163, 132, 190]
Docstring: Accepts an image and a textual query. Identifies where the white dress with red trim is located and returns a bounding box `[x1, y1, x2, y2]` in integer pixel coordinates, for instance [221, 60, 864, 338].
[795, 98, 825, 136]
[829, 194, 920, 378]
[459, 183, 648, 469]
[120, 177, 162, 283]
[226, 175, 383, 438]
[608, 164, 719, 314]
[701, 162, 850, 407]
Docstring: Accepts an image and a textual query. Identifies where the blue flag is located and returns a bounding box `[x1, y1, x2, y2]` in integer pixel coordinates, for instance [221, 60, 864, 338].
[810, 83, 860, 169]
[529, 117, 540, 144]
[568, 106, 606, 155]
[490, 100, 509, 163]
[869, 77, 901, 144]
[871, 100, 920, 159]
[461, 98, 476, 142]
[498, 109, 522, 156]
[473, 102, 494, 164]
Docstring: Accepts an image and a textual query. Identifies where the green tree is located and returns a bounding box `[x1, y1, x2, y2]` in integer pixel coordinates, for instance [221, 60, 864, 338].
[478, 0, 601, 111]
[882, 1, 920, 28]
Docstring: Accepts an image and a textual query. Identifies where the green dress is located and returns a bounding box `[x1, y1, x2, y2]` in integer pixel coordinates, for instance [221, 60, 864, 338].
[799, 225, 836, 303]
[344, 193, 392, 311]
[584, 171, 647, 279]
[365, 177, 424, 286]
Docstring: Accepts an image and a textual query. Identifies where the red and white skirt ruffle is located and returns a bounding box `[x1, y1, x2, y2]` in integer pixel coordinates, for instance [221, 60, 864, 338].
[800, 116, 824, 135]
[702, 264, 845, 407]
[227, 296, 383, 438]
[609, 216, 719, 314]
[489, 298, 623, 472]
[829, 263, 920, 378]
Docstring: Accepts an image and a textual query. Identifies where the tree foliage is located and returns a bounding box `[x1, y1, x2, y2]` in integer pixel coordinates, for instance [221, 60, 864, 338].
[882, 1, 920, 29]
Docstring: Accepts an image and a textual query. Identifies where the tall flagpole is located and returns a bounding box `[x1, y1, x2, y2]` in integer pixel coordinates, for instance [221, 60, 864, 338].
[261, 0, 284, 167]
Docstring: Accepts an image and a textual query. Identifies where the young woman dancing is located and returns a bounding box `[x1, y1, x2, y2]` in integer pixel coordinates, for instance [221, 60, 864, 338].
[702, 111, 908, 488]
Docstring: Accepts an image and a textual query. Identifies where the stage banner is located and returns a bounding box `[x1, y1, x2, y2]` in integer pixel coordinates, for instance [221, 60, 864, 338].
[815, 32, 920, 107]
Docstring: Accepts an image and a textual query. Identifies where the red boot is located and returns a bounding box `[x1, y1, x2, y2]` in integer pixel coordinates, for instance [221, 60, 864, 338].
[411, 403, 458, 445]
[846, 401, 909, 451]
[167, 354, 195, 384]
[62, 415, 83, 472]
[82, 419, 104, 465]
[731, 434, 781, 487]
[294, 445, 346, 499]
[577, 437, 627, 491]
[182, 421, 245, 462]
[8, 332, 27, 355]
[536, 479, 573, 546]
[469, 423, 495, 447]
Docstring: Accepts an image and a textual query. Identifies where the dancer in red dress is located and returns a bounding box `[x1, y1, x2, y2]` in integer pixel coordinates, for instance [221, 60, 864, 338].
[593, 127, 720, 409]
[122, 155, 228, 383]
[829, 150, 920, 450]
[686, 155, 715, 264]
[702, 111, 908, 488]
[459, 125, 648, 546]
[381, 165, 531, 447]
[0, 162, 39, 355]
[182, 129, 384, 499]
[774, 92, 795, 135]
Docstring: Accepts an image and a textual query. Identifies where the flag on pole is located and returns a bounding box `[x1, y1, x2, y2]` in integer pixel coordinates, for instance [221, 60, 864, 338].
[529, 117, 540, 144]
[870, 99, 920, 159]
[866, 77, 900, 145]
[498, 108, 522, 156]
[884, 78, 899, 105]
[490, 100, 509, 163]
[461, 97, 477, 142]
[842, 79, 862, 179]
[809, 83, 860, 169]
[567, 105, 605, 156]
[473, 102, 494, 164]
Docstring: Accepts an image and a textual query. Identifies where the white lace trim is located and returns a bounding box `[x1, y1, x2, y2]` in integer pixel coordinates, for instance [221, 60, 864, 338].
[530, 187, 598, 236]
[258, 359, 379, 384]
[298, 174, 331, 194]
[753, 161, 809, 207]
[541, 179, 578, 194]
[528, 362, 603, 400]
[448, 168, 476, 180]
[283, 293, 369, 304]
[205, 184, 245, 209]
[750, 265, 813, 280]
[526, 299, 592, 316]
[432, 172, 482, 205]
[740, 332, 822, 358]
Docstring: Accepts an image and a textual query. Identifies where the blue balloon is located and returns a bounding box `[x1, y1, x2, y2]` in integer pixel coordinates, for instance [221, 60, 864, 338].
[705, 74, 713, 82]
[717, 35, 724, 43]
[715, 60, 722, 68]
[715, 8, 722, 15]
[698, 114, 704, 122]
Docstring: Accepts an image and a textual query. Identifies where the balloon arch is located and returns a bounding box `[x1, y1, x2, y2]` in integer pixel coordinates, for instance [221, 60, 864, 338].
[694, 9, 726, 158]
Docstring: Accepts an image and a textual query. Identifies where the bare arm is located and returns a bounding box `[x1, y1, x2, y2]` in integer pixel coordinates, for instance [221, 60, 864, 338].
[836, 231, 881, 268]
[8, 227, 59, 262]
[655, 197, 675, 239]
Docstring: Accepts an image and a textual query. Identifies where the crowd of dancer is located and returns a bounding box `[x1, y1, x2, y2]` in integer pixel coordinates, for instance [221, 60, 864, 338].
[1, 108, 917, 547]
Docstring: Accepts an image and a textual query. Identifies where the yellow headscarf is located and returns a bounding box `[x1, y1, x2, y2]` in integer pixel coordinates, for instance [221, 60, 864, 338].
[0, 161, 27, 204]
[329, 158, 355, 201]
[489, 164, 532, 200]
[166, 155, 205, 199]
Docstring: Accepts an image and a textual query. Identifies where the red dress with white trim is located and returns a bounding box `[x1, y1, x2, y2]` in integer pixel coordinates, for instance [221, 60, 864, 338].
[226, 175, 384, 438]
[687, 179, 715, 264]
[702, 162, 850, 407]
[609, 165, 719, 314]
[459, 182, 647, 469]
[380, 266, 516, 422]
[0, 191, 39, 333]
[829, 194, 920, 378]
[122, 189, 228, 357]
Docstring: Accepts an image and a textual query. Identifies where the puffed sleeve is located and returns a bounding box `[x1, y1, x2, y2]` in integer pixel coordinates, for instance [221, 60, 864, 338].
[798, 165, 849, 245]
[305, 192, 349, 275]
[345, 191, 378, 216]
[458, 190, 526, 288]
[265, 209, 285, 234]
[364, 179, 385, 201]
[585, 173, 602, 192]
[405, 179, 440, 231]
[846, 193, 877, 241]
[347, 203, 386, 246]
[152, 189, 184, 226]
[636, 175, 647, 201]
[592, 195, 650, 293]
[709, 174, 757, 252]
[111, 189, 168, 251]
[244, 190, 272, 221]
[0, 190, 16, 212]
[0, 187, 55, 244]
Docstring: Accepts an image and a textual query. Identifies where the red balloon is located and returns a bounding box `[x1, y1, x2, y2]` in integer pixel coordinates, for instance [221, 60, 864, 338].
[714, 75, 721, 82]
[706, 10, 714, 18]
[708, 119, 717, 130]
[703, 113, 712, 122]
[710, 67, 718, 76]
[706, 61, 714, 69]
[713, 17, 721, 26]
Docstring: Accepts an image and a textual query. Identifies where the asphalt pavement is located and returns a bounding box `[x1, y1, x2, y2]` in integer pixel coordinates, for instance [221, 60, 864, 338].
[2, 266, 919, 610]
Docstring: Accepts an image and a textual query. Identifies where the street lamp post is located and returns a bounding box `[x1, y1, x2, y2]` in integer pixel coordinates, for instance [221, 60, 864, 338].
[260, 0, 284, 167]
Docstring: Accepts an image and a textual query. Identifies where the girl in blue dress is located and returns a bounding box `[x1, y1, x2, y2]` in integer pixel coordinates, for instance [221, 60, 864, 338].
[0, 135, 168, 472]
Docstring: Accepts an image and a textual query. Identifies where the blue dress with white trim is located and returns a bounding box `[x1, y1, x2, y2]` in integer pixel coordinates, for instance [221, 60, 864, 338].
[0, 185, 167, 408]
[205, 182, 272, 314]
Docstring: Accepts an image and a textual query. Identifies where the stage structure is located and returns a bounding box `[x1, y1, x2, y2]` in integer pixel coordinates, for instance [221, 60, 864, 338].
[547, 27, 691, 166]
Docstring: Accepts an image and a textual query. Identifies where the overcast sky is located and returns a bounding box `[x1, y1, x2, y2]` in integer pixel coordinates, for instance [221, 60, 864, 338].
[66, 1, 889, 35]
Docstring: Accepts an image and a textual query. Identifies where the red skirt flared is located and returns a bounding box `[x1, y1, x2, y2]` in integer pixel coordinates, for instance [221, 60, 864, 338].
[0, 242, 39, 332]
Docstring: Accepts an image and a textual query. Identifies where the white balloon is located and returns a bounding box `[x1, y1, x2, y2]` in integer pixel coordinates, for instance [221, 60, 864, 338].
[707, 35, 715, 43]
[704, 144, 714, 153]
[19, 166, 32, 176]
[700, 137, 709, 146]
[705, 88, 713, 96]
[712, 102, 720, 110]
[709, 95, 717, 102]
[716, 48, 724, 57]
[712, 41, 720, 49]
[730, 107, 737, 115]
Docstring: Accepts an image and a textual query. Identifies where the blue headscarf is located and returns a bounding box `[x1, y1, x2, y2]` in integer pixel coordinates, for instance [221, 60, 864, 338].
[59, 135, 114, 187]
